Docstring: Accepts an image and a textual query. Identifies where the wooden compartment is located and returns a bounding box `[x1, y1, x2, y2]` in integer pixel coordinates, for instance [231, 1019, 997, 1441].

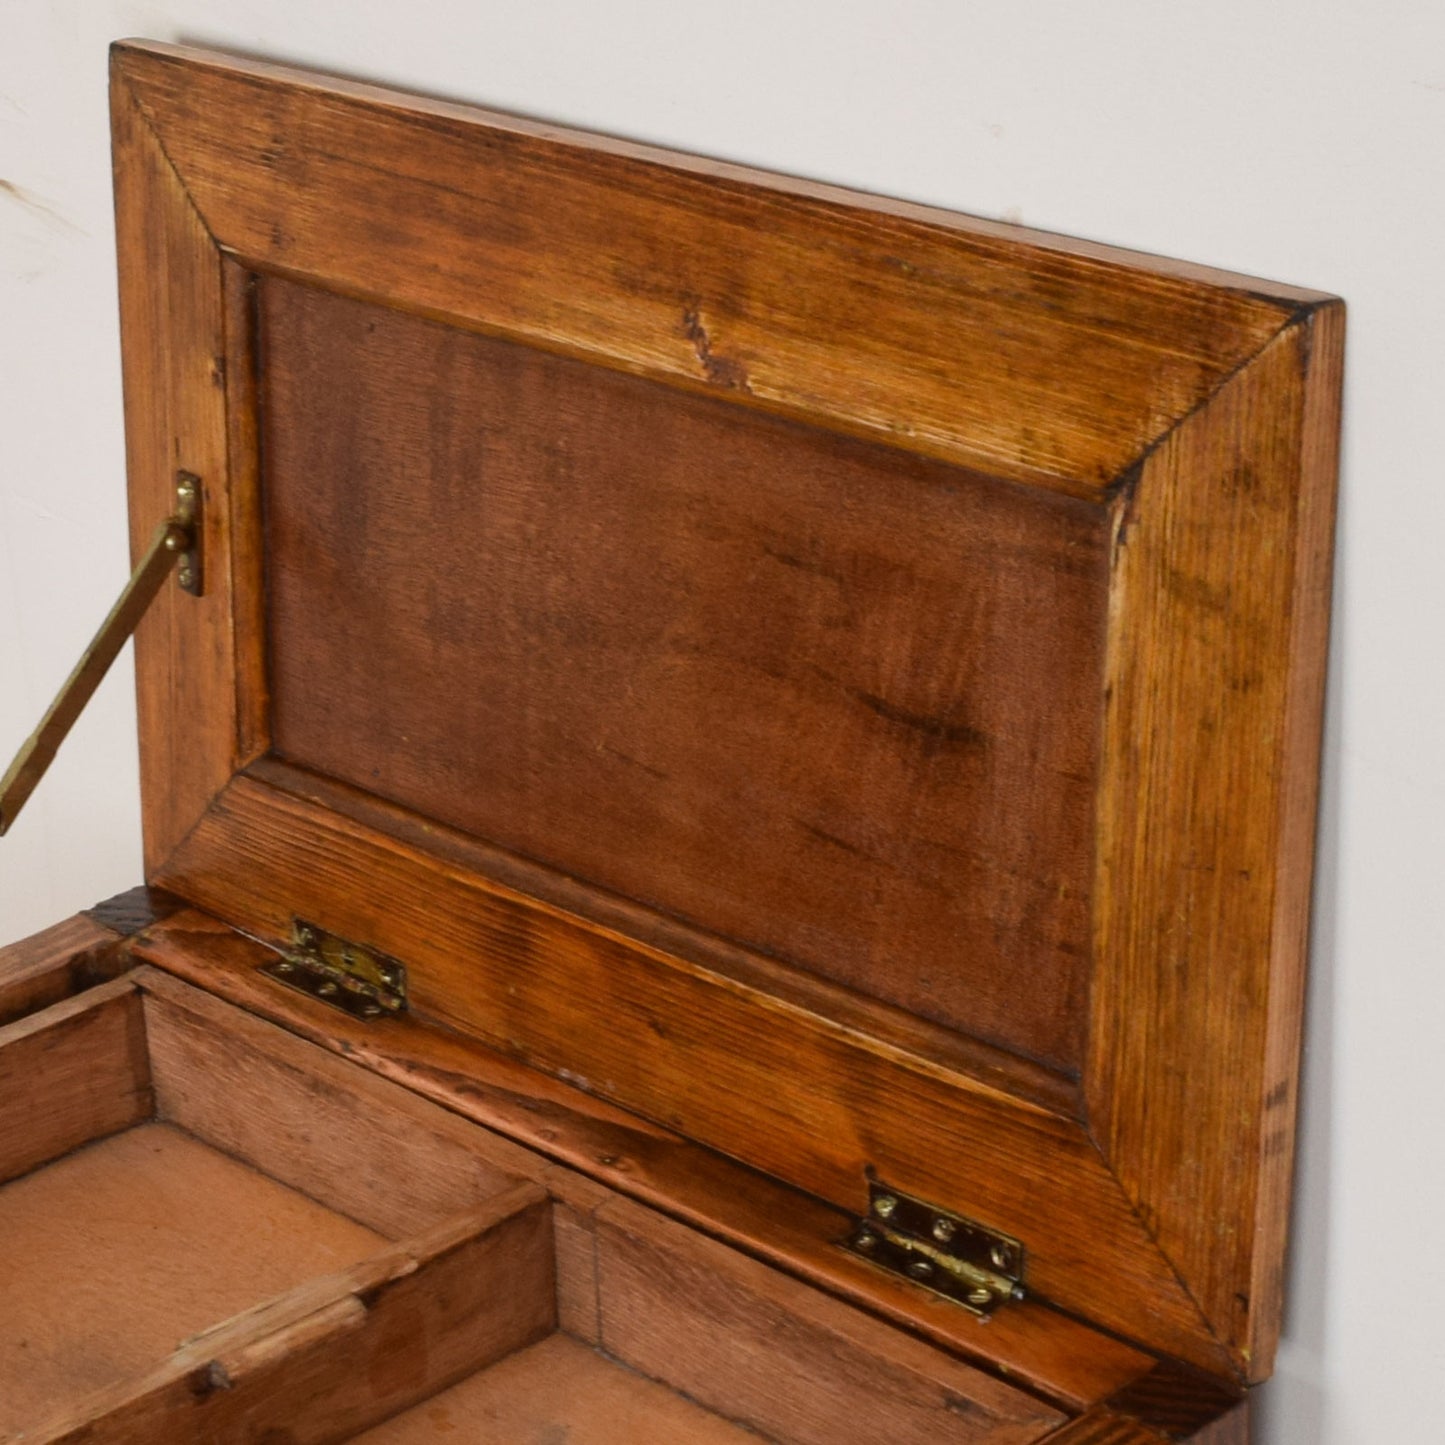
[0, 954, 1062, 1444]
[0, 35, 1341, 1443]
[0, 966, 551, 1440]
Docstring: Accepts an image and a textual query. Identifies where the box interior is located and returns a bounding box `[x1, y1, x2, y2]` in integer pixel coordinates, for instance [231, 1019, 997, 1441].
[0, 1123, 385, 1434]
[0, 964, 1062, 1445]
[351, 1334, 767, 1445]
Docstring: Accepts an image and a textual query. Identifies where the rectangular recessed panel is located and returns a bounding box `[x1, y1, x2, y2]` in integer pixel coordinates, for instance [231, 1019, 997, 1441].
[259, 277, 1110, 1073]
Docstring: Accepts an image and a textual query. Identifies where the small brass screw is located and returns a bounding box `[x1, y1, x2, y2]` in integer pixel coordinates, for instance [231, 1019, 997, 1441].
[317, 981, 339, 998]
[296, 925, 318, 949]
[853, 1230, 878, 1253]
[361, 1003, 383, 1019]
[990, 1243, 1011, 1270]
[873, 1195, 898, 1220]
[907, 1259, 935, 1281]
[274, 959, 295, 975]
[967, 1287, 993, 1308]
[932, 1217, 956, 1244]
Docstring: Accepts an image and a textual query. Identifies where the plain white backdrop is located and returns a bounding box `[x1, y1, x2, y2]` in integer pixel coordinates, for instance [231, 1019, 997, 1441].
[2, 3, 1440, 1438]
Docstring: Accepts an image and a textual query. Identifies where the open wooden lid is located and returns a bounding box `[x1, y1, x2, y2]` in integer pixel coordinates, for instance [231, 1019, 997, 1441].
[111, 40, 1342, 1383]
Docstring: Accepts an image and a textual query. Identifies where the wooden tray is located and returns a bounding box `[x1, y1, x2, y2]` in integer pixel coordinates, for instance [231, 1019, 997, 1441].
[3, 942, 1074, 1443]
[0, 36, 1343, 1442]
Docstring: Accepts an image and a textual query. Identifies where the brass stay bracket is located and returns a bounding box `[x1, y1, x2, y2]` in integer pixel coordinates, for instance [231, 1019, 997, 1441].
[0, 473, 203, 837]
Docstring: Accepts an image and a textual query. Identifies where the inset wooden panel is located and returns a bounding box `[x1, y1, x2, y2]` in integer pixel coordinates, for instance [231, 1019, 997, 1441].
[259, 277, 1109, 1072]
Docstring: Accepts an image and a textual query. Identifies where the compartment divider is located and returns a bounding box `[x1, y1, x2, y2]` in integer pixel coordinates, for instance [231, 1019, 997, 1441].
[0, 975, 151, 1186]
[27, 1181, 556, 1444]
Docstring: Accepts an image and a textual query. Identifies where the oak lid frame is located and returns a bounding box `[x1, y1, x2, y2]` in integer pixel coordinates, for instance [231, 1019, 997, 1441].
[109, 38, 1342, 1386]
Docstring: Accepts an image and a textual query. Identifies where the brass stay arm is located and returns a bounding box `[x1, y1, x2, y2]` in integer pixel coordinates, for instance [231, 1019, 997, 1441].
[0, 474, 202, 837]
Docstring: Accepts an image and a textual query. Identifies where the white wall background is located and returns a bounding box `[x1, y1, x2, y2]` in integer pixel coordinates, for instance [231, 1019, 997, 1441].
[2, 3, 1439, 1438]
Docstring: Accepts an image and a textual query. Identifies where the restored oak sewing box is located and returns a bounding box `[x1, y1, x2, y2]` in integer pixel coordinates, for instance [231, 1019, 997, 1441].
[0, 40, 1343, 1444]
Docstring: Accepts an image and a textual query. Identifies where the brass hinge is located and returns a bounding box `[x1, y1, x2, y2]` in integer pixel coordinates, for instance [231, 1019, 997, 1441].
[0, 472, 203, 837]
[260, 919, 408, 1022]
[842, 1180, 1025, 1318]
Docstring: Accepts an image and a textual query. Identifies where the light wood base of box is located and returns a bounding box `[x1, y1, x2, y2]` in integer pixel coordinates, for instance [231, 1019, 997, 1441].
[0, 961, 1062, 1444]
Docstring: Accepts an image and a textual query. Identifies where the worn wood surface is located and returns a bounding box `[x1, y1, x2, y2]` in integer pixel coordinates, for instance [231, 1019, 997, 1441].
[28, 1183, 555, 1443]
[140, 864, 1208, 1366]
[112, 46, 238, 873]
[1246, 302, 1346, 1374]
[259, 276, 1107, 1071]
[1040, 1413, 1173, 1445]
[243, 758, 1076, 1112]
[83, 883, 186, 939]
[1039, 1398, 1249, 1444]
[1103, 1361, 1246, 1440]
[141, 968, 522, 1238]
[130, 910, 1155, 1411]
[0, 914, 127, 1026]
[352, 1334, 764, 1444]
[109, 39, 1342, 1384]
[113, 42, 1320, 499]
[0, 1122, 386, 1436]
[135, 966, 1071, 1443]
[546, 1171, 614, 1346]
[1188, 1401, 1251, 1445]
[0, 976, 151, 1186]
[596, 1196, 1063, 1445]
[221, 254, 272, 768]
[1089, 303, 1344, 1378]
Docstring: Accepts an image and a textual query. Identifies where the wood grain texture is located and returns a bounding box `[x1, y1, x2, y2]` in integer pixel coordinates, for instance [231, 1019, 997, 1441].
[0, 914, 127, 1026]
[1039, 1413, 1171, 1445]
[111, 43, 1319, 500]
[1037, 1399, 1249, 1445]
[259, 276, 1106, 1070]
[546, 1171, 614, 1345]
[221, 255, 272, 767]
[1246, 302, 1345, 1374]
[595, 1196, 1064, 1445]
[1185, 1400, 1250, 1445]
[140, 970, 525, 1238]
[1104, 1361, 1245, 1440]
[244, 758, 1076, 1114]
[108, 40, 1343, 1386]
[134, 964, 1070, 1445]
[111, 50, 237, 872]
[130, 909, 1156, 1411]
[0, 977, 151, 1185]
[351, 1334, 766, 1445]
[28, 1183, 555, 1443]
[0, 1122, 387, 1436]
[153, 777, 1223, 1371]
[83, 883, 186, 939]
[1089, 305, 1344, 1380]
